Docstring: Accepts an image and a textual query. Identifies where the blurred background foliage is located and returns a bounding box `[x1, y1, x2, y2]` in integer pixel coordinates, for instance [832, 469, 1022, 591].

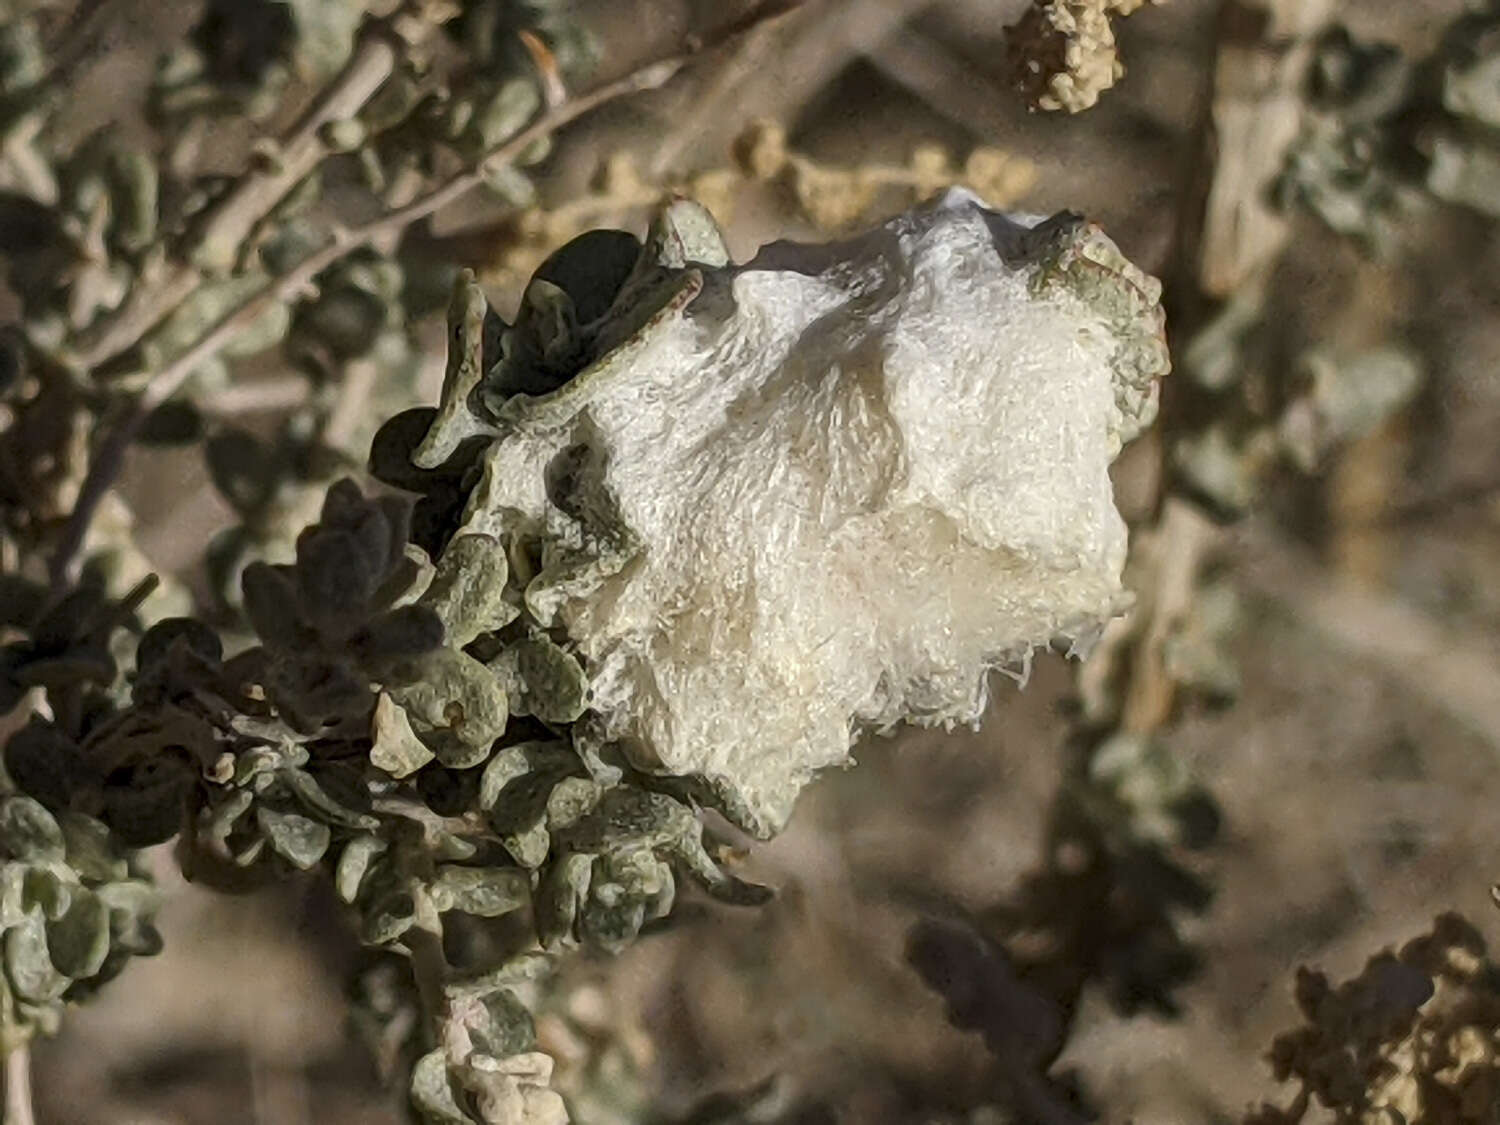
[2, 0, 1500, 1122]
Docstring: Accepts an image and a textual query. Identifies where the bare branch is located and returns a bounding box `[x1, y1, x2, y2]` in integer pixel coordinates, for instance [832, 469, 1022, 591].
[2, 1043, 33, 1125]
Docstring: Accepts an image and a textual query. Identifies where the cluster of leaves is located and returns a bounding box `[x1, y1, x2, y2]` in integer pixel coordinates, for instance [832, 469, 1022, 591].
[0, 570, 170, 1049]
[1245, 913, 1500, 1124]
[201, 245, 427, 614]
[1278, 2, 1500, 255]
[1173, 291, 1424, 523]
[3, 2, 1491, 1122]
[3, 227, 790, 1119]
[0, 0, 788, 1119]
[0, 0, 602, 588]
[0, 793, 160, 1056]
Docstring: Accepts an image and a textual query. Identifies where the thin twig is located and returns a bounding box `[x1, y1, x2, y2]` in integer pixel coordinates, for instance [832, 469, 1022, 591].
[863, 28, 1020, 142]
[2, 1044, 33, 1125]
[406, 888, 454, 1055]
[69, 4, 425, 371]
[647, 19, 778, 178]
[49, 0, 805, 586]
[199, 375, 315, 417]
[1120, 498, 1217, 733]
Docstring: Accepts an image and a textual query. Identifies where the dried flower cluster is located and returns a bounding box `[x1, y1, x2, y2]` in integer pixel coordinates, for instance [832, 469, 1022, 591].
[449, 118, 1038, 293]
[1278, 3, 1500, 253]
[1005, 0, 1165, 114]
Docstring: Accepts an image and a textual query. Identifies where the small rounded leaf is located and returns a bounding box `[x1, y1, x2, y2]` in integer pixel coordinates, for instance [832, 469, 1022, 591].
[23, 867, 71, 921]
[0, 796, 65, 862]
[136, 616, 224, 671]
[255, 806, 331, 870]
[370, 694, 434, 778]
[514, 635, 588, 724]
[388, 649, 508, 759]
[468, 988, 536, 1058]
[139, 400, 204, 445]
[101, 762, 191, 847]
[362, 890, 416, 946]
[428, 865, 530, 918]
[335, 835, 388, 904]
[241, 563, 305, 650]
[4, 721, 82, 811]
[410, 1048, 478, 1124]
[5, 914, 68, 1001]
[59, 814, 128, 883]
[206, 428, 277, 516]
[419, 534, 515, 647]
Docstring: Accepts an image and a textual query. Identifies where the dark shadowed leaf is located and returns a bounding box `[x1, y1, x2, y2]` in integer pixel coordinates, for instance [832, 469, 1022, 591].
[139, 400, 205, 445]
[4, 721, 83, 811]
[46, 887, 111, 978]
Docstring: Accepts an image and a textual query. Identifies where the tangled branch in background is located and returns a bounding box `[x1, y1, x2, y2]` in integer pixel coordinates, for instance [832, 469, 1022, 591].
[423, 117, 1038, 293]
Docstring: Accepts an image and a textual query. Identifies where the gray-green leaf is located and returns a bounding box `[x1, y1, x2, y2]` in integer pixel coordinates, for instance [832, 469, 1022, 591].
[362, 890, 416, 946]
[370, 693, 434, 778]
[410, 1048, 478, 1124]
[0, 797, 64, 863]
[59, 813, 128, 883]
[5, 914, 68, 1001]
[420, 534, 516, 647]
[255, 806, 331, 870]
[428, 866, 530, 919]
[514, 635, 589, 724]
[335, 835, 388, 904]
[388, 649, 508, 762]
